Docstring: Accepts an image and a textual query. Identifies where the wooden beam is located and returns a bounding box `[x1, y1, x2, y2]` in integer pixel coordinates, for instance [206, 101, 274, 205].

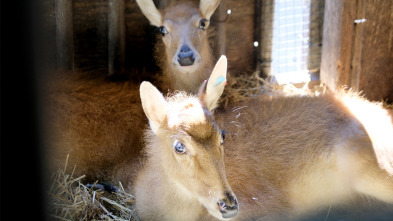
[214, 0, 227, 59]
[55, 0, 74, 70]
[320, 0, 356, 91]
[108, 0, 126, 76]
[259, 0, 274, 78]
[253, 0, 262, 72]
[350, 0, 365, 91]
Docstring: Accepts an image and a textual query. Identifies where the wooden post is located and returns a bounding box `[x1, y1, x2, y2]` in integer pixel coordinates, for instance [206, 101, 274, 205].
[350, 0, 365, 91]
[55, 0, 74, 70]
[259, 0, 274, 78]
[253, 0, 262, 73]
[307, 0, 325, 79]
[320, 0, 357, 91]
[108, 0, 125, 76]
[215, 0, 227, 59]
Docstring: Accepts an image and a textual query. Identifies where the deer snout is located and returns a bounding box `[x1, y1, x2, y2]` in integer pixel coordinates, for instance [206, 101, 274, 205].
[217, 192, 238, 219]
[177, 44, 195, 66]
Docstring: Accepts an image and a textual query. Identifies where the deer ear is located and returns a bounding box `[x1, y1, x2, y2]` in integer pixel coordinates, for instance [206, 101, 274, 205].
[140, 81, 168, 134]
[136, 0, 162, 27]
[203, 55, 227, 111]
[199, 0, 221, 20]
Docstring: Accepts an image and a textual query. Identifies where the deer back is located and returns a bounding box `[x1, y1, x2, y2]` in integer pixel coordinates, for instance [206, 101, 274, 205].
[45, 72, 146, 183]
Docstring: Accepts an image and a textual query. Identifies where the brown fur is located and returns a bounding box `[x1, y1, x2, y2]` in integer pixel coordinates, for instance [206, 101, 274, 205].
[134, 58, 393, 220]
[219, 93, 393, 220]
[44, 72, 146, 184]
[136, 0, 220, 93]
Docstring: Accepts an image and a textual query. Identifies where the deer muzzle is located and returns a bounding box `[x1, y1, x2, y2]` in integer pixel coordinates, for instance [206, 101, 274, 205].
[217, 192, 239, 219]
[177, 44, 195, 66]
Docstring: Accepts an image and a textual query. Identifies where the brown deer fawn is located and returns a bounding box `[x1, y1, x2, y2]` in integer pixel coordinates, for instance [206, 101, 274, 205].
[135, 56, 393, 220]
[136, 0, 221, 93]
[44, 72, 146, 183]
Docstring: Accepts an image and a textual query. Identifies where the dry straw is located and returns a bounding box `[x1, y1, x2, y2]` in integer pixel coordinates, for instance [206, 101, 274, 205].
[47, 155, 138, 221]
[220, 71, 327, 108]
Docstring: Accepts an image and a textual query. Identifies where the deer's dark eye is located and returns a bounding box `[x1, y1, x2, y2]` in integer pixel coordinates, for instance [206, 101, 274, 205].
[173, 140, 186, 154]
[159, 26, 168, 36]
[199, 19, 208, 30]
[220, 130, 226, 144]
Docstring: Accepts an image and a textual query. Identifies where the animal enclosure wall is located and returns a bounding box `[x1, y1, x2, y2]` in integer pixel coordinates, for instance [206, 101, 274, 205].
[41, 0, 258, 79]
[43, 0, 159, 79]
[46, 0, 393, 102]
[320, 0, 393, 102]
[41, 0, 326, 82]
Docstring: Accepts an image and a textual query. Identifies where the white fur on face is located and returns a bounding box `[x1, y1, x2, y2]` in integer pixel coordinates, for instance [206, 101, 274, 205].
[167, 97, 206, 129]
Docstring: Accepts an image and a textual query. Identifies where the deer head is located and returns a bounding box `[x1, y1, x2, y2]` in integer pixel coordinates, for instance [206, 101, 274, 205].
[136, 0, 221, 92]
[140, 56, 238, 220]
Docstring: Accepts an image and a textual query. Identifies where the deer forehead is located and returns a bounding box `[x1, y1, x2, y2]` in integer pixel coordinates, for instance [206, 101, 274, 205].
[167, 97, 207, 129]
[164, 3, 200, 21]
[164, 14, 201, 32]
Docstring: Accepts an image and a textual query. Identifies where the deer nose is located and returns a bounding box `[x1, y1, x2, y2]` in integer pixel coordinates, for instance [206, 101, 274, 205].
[217, 194, 239, 219]
[177, 44, 195, 66]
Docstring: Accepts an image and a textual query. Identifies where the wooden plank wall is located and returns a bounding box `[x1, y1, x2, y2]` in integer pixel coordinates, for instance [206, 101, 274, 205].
[44, 0, 159, 79]
[41, 0, 57, 71]
[225, 0, 255, 75]
[321, 0, 393, 102]
[108, 0, 125, 76]
[73, 0, 109, 73]
[56, 0, 74, 70]
[356, 0, 393, 102]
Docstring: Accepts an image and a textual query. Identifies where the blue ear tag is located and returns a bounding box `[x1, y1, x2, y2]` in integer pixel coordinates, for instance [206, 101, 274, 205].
[214, 76, 226, 87]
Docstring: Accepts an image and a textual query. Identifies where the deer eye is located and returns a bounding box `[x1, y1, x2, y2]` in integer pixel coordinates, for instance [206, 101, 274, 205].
[159, 26, 168, 36]
[198, 19, 208, 30]
[220, 130, 226, 144]
[173, 140, 186, 154]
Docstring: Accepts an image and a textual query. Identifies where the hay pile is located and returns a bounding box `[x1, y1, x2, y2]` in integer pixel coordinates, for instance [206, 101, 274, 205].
[220, 71, 326, 107]
[47, 157, 138, 221]
[220, 71, 272, 107]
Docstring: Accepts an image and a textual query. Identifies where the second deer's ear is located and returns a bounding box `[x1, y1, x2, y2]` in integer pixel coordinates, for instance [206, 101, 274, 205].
[136, 0, 162, 27]
[199, 0, 221, 20]
[140, 81, 168, 134]
[199, 55, 227, 111]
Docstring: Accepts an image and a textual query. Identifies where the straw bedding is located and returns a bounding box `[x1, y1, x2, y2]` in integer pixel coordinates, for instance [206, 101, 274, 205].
[48, 156, 138, 220]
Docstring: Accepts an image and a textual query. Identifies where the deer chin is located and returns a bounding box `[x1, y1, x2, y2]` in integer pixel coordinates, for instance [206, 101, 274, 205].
[199, 195, 238, 220]
[172, 58, 201, 74]
[176, 63, 200, 74]
[199, 198, 226, 220]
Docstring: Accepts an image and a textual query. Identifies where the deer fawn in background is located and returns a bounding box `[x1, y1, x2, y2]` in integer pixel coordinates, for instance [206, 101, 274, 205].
[135, 56, 393, 220]
[136, 0, 221, 93]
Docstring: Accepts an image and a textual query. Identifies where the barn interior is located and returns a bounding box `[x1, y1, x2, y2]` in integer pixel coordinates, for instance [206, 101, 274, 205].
[2, 0, 392, 220]
[40, 0, 393, 103]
